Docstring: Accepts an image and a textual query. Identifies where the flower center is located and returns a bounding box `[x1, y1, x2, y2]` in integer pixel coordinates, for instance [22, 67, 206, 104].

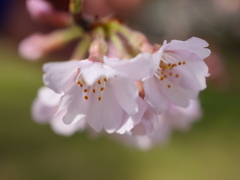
[77, 76, 107, 101]
[154, 59, 186, 88]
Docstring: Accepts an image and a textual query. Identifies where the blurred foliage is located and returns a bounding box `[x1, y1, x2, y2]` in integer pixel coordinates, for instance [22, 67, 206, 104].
[0, 40, 240, 180]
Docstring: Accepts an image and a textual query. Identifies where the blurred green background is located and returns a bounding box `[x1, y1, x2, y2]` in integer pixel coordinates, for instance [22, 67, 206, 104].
[1, 0, 240, 180]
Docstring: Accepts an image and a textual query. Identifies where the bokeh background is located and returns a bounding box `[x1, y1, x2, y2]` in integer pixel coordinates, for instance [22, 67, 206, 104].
[1, 0, 240, 180]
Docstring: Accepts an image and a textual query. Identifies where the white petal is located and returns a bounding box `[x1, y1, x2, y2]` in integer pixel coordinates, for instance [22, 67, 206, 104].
[43, 61, 80, 93]
[31, 97, 56, 124]
[159, 78, 190, 108]
[143, 76, 168, 114]
[109, 77, 139, 115]
[165, 37, 211, 59]
[50, 109, 80, 136]
[165, 99, 202, 131]
[51, 109, 86, 136]
[153, 40, 167, 64]
[104, 53, 156, 81]
[59, 84, 91, 124]
[163, 50, 208, 90]
[80, 60, 117, 86]
[86, 84, 124, 133]
[131, 104, 158, 136]
[117, 97, 147, 134]
[37, 87, 62, 106]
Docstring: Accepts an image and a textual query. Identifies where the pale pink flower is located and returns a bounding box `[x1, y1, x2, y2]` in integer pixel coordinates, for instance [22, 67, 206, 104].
[111, 118, 170, 150]
[116, 98, 202, 149]
[143, 37, 211, 114]
[32, 87, 85, 136]
[162, 99, 202, 131]
[111, 97, 170, 149]
[43, 53, 154, 133]
[130, 97, 171, 138]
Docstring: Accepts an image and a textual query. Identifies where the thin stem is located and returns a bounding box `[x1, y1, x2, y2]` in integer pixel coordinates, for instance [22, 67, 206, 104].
[88, 26, 108, 60]
[71, 34, 91, 60]
[107, 21, 132, 39]
[58, 26, 84, 41]
[107, 20, 153, 53]
[69, 0, 82, 15]
[109, 32, 131, 59]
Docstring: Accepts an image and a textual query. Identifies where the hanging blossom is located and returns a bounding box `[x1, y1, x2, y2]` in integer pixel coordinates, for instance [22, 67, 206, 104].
[111, 98, 202, 150]
[20, 0, 212, 149]
[32, 87, 85, 136]
[143, 37, 211, 114]
[130, 98, 202, 137]
[43, 53, 155, 133]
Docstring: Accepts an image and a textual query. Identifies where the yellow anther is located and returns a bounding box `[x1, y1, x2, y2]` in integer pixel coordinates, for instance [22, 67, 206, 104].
[98, 80, 101, 84]
[92, 89, 96, 93]
[178, 62, 182, 65]
[169, 72, 173, 76]
[77, 81, 83, 87]
[84, 96, 89, 100]
[98, 97, 102, 101]
[84, 89, 88, 92]
[183, 61, 186, 65]
[160, 77, 164, 81]
[164, 75, 167, 78]
[175, 74, 179, 78]
[167, 85, 171, 88]
[100, 87, 105, 91]
[160, 61, 173, 70]
[103, 78, 107, 82]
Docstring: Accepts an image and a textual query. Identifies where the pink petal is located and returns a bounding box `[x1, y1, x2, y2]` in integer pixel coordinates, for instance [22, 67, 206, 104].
[86, 85, 124, 133]
[59, 84, 91, 124]
[165, 37, 211, 59]
[80, 60, 117, 85]
[109, 77, 139, 115]
[143, 76, 168, 114]
[117, 97, 147, 134]
[104, 53, 156, 81]
[51, 109, 85, 136]
[43, 61, 80, 93]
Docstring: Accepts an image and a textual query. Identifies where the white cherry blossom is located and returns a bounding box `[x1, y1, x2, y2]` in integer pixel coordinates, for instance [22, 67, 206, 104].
[143, 37, 211, 114]
[114, 98, 202, 149]
[43, 53, 155, 133]
[32, 87, 85, 136]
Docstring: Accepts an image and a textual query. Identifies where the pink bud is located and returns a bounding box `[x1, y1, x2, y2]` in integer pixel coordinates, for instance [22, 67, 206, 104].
[19, 34, 46, 61]
[26, 0, 53, 19]
[26, 0, 72, 27]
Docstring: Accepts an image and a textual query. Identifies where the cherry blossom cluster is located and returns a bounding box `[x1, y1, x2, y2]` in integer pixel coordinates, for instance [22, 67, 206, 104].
[20, 0, 211, 149]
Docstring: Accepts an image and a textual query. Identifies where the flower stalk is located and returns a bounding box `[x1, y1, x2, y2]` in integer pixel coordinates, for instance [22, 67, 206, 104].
[88, 27, 107, 61]
[69, 0, 82, 15]
[71, 34, 91, 60]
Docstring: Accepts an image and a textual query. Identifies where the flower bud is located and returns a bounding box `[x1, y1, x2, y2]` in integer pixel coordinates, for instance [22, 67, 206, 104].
[19, 27, 82, 60]
[26, 0, 73, 27]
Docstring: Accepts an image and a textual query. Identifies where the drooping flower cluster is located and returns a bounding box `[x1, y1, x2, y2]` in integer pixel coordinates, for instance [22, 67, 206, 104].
[20, 0, 211, 149]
